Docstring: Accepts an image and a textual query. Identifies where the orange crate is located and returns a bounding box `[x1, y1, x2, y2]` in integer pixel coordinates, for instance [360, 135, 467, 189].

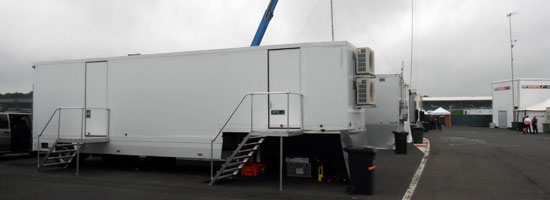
[241, 164, 260, 176]
[241, 163, 267, 176]
[252, 163, 266, 174]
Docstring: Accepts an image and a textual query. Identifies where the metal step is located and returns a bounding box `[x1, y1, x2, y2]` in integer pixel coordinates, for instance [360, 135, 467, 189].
[42, 162, 69, 167]
[47, 155, 74, 160]
[238, 148, 257, 153]
[233, 154, 253, 160]
[216, 173, 234, 180]
[221, 166, 241, 174]
[55, 144, 77, 147]
[244, 142, 262, 146]
[227, 159, 248, 168]
[52, 149, 77, 153]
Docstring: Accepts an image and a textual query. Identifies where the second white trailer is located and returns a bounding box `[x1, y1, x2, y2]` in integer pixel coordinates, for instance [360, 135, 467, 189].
[364, 74, 407, 149]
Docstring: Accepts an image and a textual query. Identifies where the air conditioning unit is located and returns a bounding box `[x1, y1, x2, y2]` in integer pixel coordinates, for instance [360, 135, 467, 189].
[356, 78, 375, 106]
[355, 47, 374, 75]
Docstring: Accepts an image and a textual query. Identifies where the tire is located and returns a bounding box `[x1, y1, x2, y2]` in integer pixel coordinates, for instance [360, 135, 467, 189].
[346, 185, 357, 194]
[56, 145, 75, 163]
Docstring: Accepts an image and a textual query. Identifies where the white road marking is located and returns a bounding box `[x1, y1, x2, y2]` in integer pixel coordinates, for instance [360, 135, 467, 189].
[444, 137, 519, 147]
[402, 138, 430, 200]
[534, 136, 550, 140]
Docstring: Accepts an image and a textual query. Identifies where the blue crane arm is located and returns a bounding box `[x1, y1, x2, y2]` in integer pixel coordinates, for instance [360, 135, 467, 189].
[251, 0, 279, 46]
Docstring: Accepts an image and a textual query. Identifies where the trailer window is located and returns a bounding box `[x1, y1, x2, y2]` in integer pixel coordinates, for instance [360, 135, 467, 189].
[0, 114, 8, 129]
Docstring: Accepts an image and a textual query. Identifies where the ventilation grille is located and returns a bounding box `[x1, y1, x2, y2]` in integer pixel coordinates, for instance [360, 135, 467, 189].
[356, 47, 374, 75]
[356, 78, 374, 105]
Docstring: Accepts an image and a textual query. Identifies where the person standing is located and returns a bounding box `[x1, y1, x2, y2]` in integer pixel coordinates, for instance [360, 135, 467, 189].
[522, 116, 527, 134]
[524, 115, 532, 134]
[532, 116, 538, 134]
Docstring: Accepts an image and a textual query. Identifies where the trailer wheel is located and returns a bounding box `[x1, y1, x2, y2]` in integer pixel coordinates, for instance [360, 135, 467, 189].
[346, 185, 357, 194]
[56, 145, 75, 163]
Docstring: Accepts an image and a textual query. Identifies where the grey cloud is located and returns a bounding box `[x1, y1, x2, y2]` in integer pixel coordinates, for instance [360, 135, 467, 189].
[0, 0, 548, 97]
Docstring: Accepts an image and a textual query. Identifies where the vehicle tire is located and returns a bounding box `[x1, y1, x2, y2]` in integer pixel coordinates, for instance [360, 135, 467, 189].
[56, 145, 75, 163]
[346, 185, 357, 194]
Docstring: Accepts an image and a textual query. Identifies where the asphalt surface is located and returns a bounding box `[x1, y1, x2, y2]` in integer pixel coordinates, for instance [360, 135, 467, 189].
[414, 126, 550, 200]
[5, 127, 543, 199]
[0, 141, 422, 200]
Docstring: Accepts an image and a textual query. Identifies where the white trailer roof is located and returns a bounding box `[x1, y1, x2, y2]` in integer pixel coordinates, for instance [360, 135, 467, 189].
[34, 41, 356, 66]
[492, 78, 550, 84]
[423, 96, 492, 101]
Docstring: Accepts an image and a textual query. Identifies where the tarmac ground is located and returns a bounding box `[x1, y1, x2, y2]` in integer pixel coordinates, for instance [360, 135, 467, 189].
[0, 139, 422, 200]
[2, 126, 547, 199]
[414, 126, 550, 200]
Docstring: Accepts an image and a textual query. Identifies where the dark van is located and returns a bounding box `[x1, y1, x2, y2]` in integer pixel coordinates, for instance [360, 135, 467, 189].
[0, 113, 32, 155]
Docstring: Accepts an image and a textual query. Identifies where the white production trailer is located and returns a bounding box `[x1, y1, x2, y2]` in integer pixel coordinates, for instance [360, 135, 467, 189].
[32, 41, 377, 183]
[364, 74, 408, 149]
[492, 78, 550, 128]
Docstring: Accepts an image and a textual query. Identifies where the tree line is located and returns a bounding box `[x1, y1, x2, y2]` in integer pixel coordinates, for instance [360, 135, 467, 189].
[0, 91, 33, 99]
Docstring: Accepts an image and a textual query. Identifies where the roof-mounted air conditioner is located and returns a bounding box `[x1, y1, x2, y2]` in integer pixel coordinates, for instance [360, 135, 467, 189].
[356, 78, 375, 106]
[356, 47, 374, 75]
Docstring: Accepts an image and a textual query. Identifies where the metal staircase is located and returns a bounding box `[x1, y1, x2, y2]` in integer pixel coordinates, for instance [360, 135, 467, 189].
[209, 133, 266, 185]
[209, 91, 304, 188]
[38, 140, 83, 171]
[36, 107, 111, 175]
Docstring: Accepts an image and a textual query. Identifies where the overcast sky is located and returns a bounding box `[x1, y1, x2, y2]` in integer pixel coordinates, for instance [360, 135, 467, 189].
[1, 0, 549, 96]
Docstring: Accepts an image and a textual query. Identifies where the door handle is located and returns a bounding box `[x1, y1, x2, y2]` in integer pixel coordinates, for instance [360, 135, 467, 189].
[86, 110, 91, 118]
[2, 131, 9, 134]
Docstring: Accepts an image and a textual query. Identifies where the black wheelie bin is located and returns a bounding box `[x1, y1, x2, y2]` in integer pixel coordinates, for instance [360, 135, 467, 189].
[393, 130, 408, 154]
[344, 147, 377, 195]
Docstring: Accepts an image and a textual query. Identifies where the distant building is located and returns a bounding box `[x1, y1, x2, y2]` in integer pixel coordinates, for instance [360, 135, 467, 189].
[492, 78, 550, 128]
[422, 96, 492, 113]
[0, 98, 32, 113]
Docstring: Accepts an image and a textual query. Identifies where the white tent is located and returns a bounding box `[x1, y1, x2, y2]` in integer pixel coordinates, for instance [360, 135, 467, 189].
[522, 99, 550, 111]
[518, 99, 549, 133]
[431, 107, 451, 115]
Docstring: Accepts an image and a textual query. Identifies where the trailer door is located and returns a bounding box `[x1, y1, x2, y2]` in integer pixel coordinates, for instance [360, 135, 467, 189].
[268, 48, 302, 129]
[85, 61, 108, 136]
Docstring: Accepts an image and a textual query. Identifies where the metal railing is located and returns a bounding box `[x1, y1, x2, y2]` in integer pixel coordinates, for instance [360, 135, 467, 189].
[210, 91, 304, 180]
[37, 107, 110, 169]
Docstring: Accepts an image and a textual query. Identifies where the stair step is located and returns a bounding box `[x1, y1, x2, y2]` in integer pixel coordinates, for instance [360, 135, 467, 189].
[222, 166, 242, 174]
[52, 149, 77, 153]
[55, 144, 77, 147]
[244, 142, 261, 146]
[216, 173, 234, 181]
[42, 162, 69, 167]
[233, 154, 252, 160]
[227, 159, 248, 168]
[47, 155, 74, 160]
[238, 148, 257, 153]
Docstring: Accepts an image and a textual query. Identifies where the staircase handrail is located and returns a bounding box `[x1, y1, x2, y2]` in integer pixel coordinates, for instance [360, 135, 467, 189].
[210, 91, 304, 180]
[37, 107, 110, 168]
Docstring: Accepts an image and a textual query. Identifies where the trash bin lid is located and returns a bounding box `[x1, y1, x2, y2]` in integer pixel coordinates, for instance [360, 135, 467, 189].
[392, 131, 409, 135]
[344, 146, 377, 153]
